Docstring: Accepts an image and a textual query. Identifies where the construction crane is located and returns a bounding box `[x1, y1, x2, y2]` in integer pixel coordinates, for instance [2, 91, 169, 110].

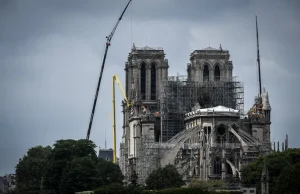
[86, 0, 132, 140]
[112, 75, 131, 163]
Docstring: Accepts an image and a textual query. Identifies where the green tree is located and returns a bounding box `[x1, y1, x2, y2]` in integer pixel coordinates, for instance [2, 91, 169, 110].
[59, 157, 99, 194]
[41, 139, 98, 194]
[145, 164, 185, 190]
[15, 145, 52, 194]
[189, 179, 225, 190]
[275, 163, 300, 194]
[97, 158, 124, 185]
[241, 148, 300, 194]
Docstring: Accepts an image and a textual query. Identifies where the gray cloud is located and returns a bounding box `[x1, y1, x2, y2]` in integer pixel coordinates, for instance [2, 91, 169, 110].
[0, 0, 299, 175]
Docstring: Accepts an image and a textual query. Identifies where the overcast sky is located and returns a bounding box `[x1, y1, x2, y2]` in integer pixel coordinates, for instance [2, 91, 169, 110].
[0, 0, 299, 175]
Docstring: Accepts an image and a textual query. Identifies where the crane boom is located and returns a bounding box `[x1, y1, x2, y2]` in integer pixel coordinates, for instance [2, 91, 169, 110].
[256, 15, 262, 96]
[112, 75, 131, 163]
[86, 0, 132, 140]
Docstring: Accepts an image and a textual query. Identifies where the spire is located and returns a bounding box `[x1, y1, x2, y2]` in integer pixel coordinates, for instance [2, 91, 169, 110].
[261, 160, 269, 194]
[261, 160, 268, 176]
[256, 15, 262, 96]
[132, 43, 136, 50]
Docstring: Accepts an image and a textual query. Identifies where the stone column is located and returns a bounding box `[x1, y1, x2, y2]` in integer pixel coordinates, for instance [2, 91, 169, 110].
[221, 149, 226, 180]
[209, 67, 214, 81]
[198, 66, 203, 82]
[146, 65, 151, 100]
[156, 65, 161, 99]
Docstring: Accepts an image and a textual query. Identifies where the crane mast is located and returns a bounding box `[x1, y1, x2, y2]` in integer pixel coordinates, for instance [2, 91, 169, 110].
[86, 0, 132, 140]
[112, 75, 131, 163]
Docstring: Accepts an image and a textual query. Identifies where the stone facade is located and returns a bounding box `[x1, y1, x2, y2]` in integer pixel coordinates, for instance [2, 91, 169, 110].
[187, 46, 233, 82]
[120, 45, 169, 181]
[120, 45, 272, 184]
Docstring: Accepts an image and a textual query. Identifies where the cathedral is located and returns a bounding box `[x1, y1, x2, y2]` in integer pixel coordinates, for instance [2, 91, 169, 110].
[119, 44, 272, 185]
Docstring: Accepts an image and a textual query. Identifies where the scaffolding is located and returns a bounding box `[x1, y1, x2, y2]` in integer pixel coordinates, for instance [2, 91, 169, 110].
[135, 134, 177, 184]
[160, 75, 244, 142]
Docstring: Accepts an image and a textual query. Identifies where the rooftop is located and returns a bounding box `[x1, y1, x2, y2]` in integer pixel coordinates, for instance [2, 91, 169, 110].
[201, 46, 219, 51]
[132, 44, 163, 51]
[185, 105, 239, 117]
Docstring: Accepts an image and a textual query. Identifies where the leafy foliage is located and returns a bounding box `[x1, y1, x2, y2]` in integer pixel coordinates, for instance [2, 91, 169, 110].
[15, 145, 52, 193]
[41, 139, 98, 193]
[241, 148, 300, 194]
[94, 183, 142, 194]
[145, 164, 185, 190]
[16, 139, 125, 194]
[59, 157, 99, 194]
[97, 158, 124, 185]
[94, 185, 242, 194]
[275, 163, 300, 193]
[189, 179, 225, 190]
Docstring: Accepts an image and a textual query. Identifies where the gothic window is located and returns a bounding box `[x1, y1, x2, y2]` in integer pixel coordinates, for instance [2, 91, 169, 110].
[140, 62, 146, 100]
[151, 63, 156, 100]
[214, 64, 220, 81]
[226, 163, 232, 174]
[213, 157, 222, 174]
[203, 64, 209, 81]
[216, 125, 226, 144]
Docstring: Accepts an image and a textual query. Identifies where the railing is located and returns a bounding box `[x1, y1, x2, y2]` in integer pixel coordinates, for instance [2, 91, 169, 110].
[135, 46, 164, 50]
[210, 143, 241, 149]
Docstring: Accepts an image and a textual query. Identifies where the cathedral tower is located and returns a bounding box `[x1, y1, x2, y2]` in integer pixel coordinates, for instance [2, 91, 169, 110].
[120, 44, 169, 181]
[187, 45, 233, 82]
[125, 44, 168, 101]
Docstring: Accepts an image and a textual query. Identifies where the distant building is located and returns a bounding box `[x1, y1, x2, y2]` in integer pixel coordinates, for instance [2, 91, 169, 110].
[0, 177, 8, 194]
[98, 148, 114, 162]
[0, 174, 16, 193]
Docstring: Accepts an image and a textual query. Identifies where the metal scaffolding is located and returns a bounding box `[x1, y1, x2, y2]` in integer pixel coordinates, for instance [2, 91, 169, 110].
[135, 135, 177, 184]
[160, 75, 244, 142]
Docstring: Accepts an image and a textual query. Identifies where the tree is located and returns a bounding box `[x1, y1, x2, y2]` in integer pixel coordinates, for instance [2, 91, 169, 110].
[275, 163, 300, 194]
[97, 158, 124, 185]
[17, 139, 125, 194]
[15, 145, 52, 193]
[41, 139, 98, 193]
[145, 164, 185, 190]
[241, 148, 300, 194]
[59, 157, 100, 194]
[189, 179, 225, 190]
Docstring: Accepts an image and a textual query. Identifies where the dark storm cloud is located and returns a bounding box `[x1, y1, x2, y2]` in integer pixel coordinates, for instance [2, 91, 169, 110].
[0, 0, 299, 175]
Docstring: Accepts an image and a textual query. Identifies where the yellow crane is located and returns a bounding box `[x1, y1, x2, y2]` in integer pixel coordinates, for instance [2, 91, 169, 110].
[112, 75, 131, 163]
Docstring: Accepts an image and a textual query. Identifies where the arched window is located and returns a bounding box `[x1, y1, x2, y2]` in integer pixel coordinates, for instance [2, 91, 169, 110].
[213, 157, 222, 174]
[140, 62, 146, 100]
[203, 64, 209, 81]
[216, 125, 226, 144]
[151, 63, 156, 100]
[214, 65, 220, 81]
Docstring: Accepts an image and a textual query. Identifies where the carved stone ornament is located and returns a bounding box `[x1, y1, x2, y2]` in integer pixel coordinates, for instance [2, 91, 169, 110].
[192, 102, 201, 111]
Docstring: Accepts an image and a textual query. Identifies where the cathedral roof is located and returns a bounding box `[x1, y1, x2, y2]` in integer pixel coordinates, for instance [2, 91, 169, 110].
[201, 46, 219, 51]
[132, 44, 163, 51]
[185, 105, 239, 117]
[201, 105, 239, 113]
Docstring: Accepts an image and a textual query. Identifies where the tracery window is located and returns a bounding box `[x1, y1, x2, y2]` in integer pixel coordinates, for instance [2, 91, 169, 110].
[214, 65, 220, 81]
[151, 63, 156, 100]
[140, 62, 146, 100]
[203, 64, 209, 81]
